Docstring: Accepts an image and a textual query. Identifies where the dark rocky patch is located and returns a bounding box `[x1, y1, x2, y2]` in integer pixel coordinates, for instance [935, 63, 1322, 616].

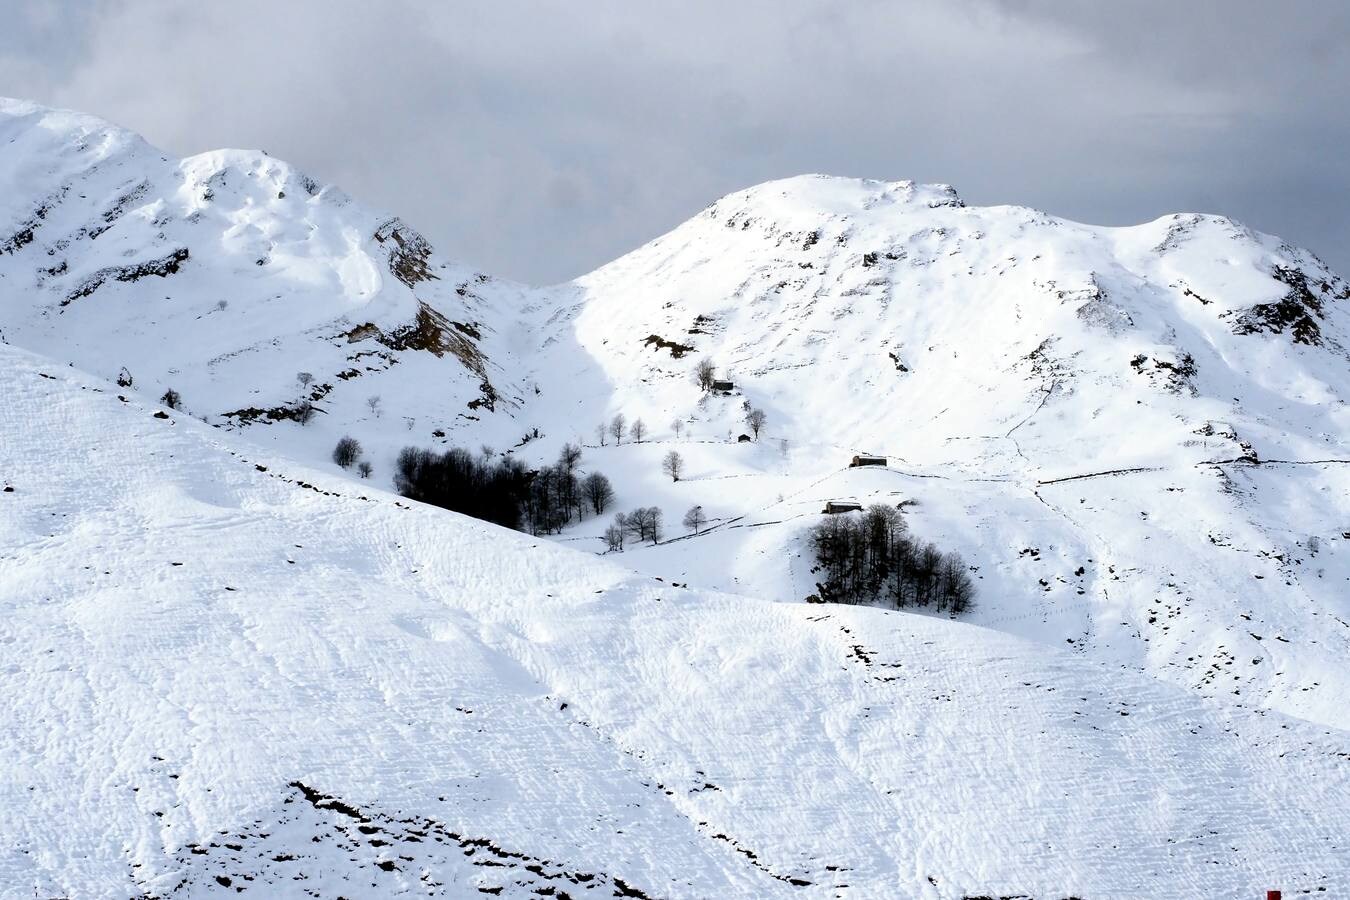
[63, 247, 190, 305]
[374, 218, 439, 288]
[146, 780, 672, 897]
[342, 302, 491, 382]
[1233, 265, 1328, 346]
[641, 334, 695, 358]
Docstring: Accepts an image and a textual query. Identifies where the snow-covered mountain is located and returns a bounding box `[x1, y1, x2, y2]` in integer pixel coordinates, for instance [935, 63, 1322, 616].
[3, 99, 1350, 897]
[0, 98, 531, 448]
[523, 175, 1350, 730]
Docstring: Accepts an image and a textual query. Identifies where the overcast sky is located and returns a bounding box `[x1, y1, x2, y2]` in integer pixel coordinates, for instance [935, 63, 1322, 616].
[4, 1, 1347, 284]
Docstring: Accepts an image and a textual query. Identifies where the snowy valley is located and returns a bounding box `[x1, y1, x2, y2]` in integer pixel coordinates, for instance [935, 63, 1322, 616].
[2, 98, 1349, 898]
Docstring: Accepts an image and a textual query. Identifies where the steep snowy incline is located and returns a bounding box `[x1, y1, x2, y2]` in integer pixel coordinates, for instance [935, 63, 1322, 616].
[0, 97, 535, 467]
[4, 344, 1348, 898]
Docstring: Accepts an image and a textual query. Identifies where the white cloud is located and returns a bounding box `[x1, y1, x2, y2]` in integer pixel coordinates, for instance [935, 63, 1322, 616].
[5, 0, 1346, 282]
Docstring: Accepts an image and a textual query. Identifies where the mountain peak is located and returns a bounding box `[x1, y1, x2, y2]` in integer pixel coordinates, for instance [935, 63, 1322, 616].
[711, 174, 964, 223]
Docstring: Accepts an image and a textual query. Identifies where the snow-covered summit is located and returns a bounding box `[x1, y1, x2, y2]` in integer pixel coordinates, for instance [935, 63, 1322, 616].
[568, 170, 1350, 470]
[711, 174, 965, 221]
[0, 98, 529, 447]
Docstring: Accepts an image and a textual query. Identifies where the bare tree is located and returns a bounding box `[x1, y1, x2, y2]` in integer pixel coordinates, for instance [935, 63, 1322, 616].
[746, 407, 767, 440]
[695, 357, 716, 392]
[596, 423, 608, 446]
[610, 413, 627, 445]
[333, 436, 362, 468]
[604, 513, 628, 551]
[672, 418, 685, 440]
[682, 504, 707, 535]
[662, 450, 684, 482]
[583, 472, 615, 515]
[558, 442, 583, 475]
[366, 395, 382, 417]
[941, 553, 976, 615]
[779, 437, 790, 459]
[356, 460, 374, 479]
[296, 372, 313, 389]
[294, 400, 316, 425]
[631, 418, 647, 443]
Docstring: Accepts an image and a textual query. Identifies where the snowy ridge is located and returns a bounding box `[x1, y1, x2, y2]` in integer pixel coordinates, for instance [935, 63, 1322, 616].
[2, 343, 1347, 897]
[0, 97, 529, 445]
[566, 174, 1350, 472]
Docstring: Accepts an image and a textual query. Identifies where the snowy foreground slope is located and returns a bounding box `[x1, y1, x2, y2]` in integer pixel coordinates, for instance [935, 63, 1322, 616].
[4, 344, 1350, 898]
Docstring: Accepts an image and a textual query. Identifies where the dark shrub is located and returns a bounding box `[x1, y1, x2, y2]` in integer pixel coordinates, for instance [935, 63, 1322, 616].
[333, 436, 362, 468]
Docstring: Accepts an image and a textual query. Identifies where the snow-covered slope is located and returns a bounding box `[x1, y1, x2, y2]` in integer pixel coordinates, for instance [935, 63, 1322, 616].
[0, 98, 533, 461]
[566, 175, 1350, 473]
[517, 175, 1350, 729]
[4, 343, 1349, 898]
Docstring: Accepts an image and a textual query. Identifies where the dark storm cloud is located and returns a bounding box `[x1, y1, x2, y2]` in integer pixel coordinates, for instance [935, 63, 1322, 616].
[3, 0, 1346, 283]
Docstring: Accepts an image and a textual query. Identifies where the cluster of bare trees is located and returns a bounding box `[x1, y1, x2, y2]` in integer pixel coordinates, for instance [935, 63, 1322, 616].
[604, 506, 663, 550]
[394, 442, 613, 535]
[523, 443, 615, 534]
[808, 505, 974, 615]
[605, 503, 713, 551]
[598, 413, 649, 445]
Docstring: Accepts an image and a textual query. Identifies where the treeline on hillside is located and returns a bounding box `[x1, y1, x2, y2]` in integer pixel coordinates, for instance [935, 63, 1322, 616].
[394, 443, 614, 536]
[808, 504, 974, 614]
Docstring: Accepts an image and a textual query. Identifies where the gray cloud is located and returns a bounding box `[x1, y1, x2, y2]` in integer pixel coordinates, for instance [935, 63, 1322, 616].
[4, 0, 1347, 283]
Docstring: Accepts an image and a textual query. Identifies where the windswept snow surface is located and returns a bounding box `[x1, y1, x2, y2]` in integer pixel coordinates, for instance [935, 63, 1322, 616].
[3, 344, 1349, 898]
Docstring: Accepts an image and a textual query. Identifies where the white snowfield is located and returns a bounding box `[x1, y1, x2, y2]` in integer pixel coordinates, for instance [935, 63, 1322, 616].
[3, 99, 1350, 897]
[4, 346, 1348, 898]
